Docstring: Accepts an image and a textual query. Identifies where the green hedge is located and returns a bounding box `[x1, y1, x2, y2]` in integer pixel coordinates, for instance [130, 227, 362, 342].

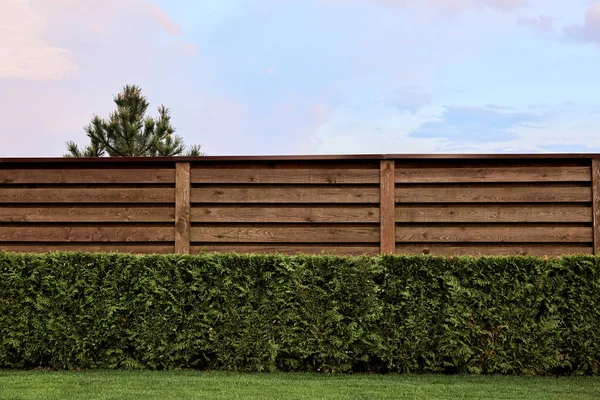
[0, 252, 599, 374]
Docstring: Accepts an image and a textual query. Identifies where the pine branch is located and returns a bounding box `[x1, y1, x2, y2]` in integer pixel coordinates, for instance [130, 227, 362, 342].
[186, 145, 205, 156]
[64, 84, 203, 158]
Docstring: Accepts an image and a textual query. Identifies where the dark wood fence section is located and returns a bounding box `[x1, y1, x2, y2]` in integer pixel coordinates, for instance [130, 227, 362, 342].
[1, 154, 599, 256]
[394, 159, 593, 256]
[188, 161, 381, 255]
[0, 163, 177, 254]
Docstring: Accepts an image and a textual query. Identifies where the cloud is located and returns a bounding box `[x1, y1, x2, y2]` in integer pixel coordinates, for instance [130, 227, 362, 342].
[143, 1, 183, 34]
[381, 86, 432, 113]
[485, 104, 517, 111]
[517, 15, 554, 32]
[564, 3, 600, 44]
[0, 0, 202, 158]
[309, 101, 600, 155]
[30, 0, 183, 35]
[176, 40, 200, 57]
[327, 0, 527, 13]
[409, 106, 541, 143]
[2, 0, 193, 81]
[0, 0, 77, 80]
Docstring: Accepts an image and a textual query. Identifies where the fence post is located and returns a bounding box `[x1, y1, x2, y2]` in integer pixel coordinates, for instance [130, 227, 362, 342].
[380, 159, 395, 254]
[593, 159, 600, 255]
[175, 162, 191, 254]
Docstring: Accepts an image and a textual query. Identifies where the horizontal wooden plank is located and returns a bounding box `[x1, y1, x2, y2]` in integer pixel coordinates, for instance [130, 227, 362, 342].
[191, 187, 379, 203]
[191, 226, 379, 243]
[0, 188, 174, 203]
[396, 244, 593, 256]
[0, 227, 174, 242]
[191, 206, 379, 223]
[0, 206, 175, 223]
[396, 186, 591, 203]
[396, 205, 591, 223]
[0, 168, 175, 184]
[396, 226, 592, 243]
[0, 243, 174, 254]
[191, 166, 379, 184]
[191, 244, 379, 255]
[395, 166, 590, 183]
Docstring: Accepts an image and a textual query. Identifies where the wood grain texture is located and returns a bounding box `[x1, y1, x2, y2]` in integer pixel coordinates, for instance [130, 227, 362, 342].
[396, 205, 591, 223]
[0, 168, 175, 184]
[0, 188, 175, 203]
[380, 160, 395, 254]
[593, 159, 600, 254]
[396, 186, 591, 203]
[191, 187, 379, 203]
[0, 206, 175, 223]
[191, 244, 379, 255]
[175, 163, 191, 254]
[395, 166, 590, 183]
[191, 226, 379, 243]
[191, 206, 379, 223]
[0, 226, 174, 242]
[396, 243, 593, 256]
[191, 166, 379, 184]
[0, 160, 595, 257]
[396, 226, 592, 243]
[0, 243, 174, 254]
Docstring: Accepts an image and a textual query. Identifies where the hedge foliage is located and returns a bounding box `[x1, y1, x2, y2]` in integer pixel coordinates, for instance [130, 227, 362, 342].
[0, 252, 599, 375]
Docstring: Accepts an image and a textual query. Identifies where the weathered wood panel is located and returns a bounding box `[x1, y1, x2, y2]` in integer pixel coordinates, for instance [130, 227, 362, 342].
[395, 166, 590, 183]
[0, 243, 174, 254]
[191, 206, 379, 223]
[175, 163, 191, 254]
[191, 244, 379, 255]
[0, 188, 175, 203]
[396, 205, 591, 223]
[0, 157, 595, 257]
[191, 225, 379, 243]
[0, 227, 174, 242]
[396, 226, 592, 243]
[191, 165, 379, 184]
[380, 160, 395, 254]
[396, 243, 593, 256]
[191, 187, 379, 203]
[396, 186, 591, 203]
[0, 168, 175, 184]
[0, 206, 175, 223]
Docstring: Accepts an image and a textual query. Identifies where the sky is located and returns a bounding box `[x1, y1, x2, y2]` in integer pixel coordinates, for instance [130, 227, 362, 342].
[2, 0, 600, 157]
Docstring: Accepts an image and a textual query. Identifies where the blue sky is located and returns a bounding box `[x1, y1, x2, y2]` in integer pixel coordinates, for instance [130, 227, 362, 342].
[2, 0, 600, 156]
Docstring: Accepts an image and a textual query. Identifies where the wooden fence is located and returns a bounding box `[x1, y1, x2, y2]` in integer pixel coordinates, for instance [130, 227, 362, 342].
[1, 154, 599, 256]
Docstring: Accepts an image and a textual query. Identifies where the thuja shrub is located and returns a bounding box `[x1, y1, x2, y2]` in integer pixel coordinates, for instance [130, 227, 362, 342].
[0, 252, 598, 374]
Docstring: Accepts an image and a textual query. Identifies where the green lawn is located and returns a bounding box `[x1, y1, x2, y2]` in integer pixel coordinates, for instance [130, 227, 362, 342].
[1, 372, 600, 400]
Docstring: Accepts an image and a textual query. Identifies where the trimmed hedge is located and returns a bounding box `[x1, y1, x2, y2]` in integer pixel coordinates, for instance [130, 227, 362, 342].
[0, 252, 599, 374]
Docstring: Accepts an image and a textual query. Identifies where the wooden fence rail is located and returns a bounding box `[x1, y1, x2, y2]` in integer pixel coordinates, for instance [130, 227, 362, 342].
[1, 154, 599, 256]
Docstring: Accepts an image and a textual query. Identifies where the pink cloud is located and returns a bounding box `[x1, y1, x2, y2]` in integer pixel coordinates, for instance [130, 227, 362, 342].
[482, 0, 527, 12]
[143, 2, 183, 35]
[0, 0, 202, 158]
[564, 3, 600, 44]
[31, 0, 183, 36]
[176, 40, 200, 57]
[2, 0, 194, 81]
[327, 0, 527, 13]
[0, 0, 77, 80]
[517, 15, 554, 32]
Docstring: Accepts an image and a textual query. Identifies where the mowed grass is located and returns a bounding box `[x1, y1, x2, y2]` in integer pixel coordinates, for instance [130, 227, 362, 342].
[1, 371, 600, 400]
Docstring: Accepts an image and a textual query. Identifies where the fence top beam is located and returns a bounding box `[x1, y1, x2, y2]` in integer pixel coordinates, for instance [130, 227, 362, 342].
[1, 153, 599, 165]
